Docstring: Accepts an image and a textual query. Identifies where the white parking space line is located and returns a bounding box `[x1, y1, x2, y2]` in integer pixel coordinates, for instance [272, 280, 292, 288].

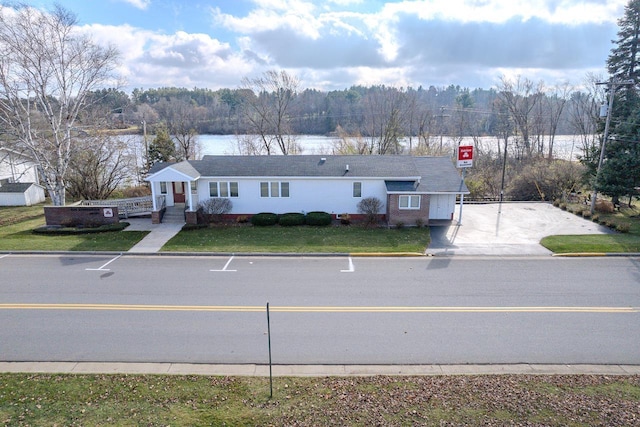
[210, 256, 237, 272]
[85, 255, 122, 271]
[0, 254, 10, 260]
[341, 257, 355, 273]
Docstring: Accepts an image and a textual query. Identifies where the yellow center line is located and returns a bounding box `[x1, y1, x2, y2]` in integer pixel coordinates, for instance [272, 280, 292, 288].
[0, 304, 637, 313]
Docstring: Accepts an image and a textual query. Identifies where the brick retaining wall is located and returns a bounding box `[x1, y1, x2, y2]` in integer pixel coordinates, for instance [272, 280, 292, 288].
[44, 205, 120, 227]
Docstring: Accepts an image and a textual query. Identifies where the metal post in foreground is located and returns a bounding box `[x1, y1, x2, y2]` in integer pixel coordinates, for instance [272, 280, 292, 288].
[458, 168, 466, 225]
[267, 302, 273, 399]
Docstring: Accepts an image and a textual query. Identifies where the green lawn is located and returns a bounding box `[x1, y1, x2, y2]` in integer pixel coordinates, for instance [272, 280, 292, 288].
[0, 205, 148, 252]
[163, 225, 430, 253]
[540, 202, 640, 254]
[0, 205, 429, 253]
[541, 234, 640, 254]
[1, 373, 638, 426]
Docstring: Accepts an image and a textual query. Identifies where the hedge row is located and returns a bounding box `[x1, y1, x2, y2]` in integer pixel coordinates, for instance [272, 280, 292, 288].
[250, 211, 332, 227]
[33, 222, 130, 235]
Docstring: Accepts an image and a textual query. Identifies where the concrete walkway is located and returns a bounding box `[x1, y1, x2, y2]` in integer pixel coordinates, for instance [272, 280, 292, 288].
[125, 218, 184, 253]
[1, 362, 638, 376]
[429, 202, 613, 256]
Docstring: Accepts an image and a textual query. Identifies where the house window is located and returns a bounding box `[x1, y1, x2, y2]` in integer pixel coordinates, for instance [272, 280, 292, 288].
[399, 195, 420, 210]
[209, 181, 238, 198]
[353, 182, 362, 197]
[190, 181, 197, 194]
[260, 181, 289, 197]
[160, 182, 167, 194]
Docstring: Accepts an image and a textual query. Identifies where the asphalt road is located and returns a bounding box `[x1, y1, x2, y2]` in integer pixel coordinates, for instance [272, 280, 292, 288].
[1, 254, 639, 365]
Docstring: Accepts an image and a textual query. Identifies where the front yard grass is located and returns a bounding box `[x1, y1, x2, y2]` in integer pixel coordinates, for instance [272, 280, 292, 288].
[0, 205, 147, 252]
[1, 373, 638, 426]
[541, 201, 640, 253]
[163, 224, 430, 254]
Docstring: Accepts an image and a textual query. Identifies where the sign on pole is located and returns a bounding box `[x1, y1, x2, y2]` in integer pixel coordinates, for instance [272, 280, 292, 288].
[457, 145, 473, 168]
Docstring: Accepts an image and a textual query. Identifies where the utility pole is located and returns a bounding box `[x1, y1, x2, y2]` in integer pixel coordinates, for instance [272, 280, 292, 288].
[436, 106, 450, 152]
[590, 78, 634, 215]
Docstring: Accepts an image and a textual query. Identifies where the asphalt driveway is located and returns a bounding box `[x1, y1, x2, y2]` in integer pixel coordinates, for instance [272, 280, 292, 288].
[428, 202, 613, 256]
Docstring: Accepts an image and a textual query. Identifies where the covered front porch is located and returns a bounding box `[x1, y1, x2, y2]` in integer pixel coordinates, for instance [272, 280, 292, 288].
[146, 161, 201, 224]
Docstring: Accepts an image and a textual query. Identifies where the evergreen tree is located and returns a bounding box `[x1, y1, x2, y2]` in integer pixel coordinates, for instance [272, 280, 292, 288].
[598, 0, 640, 205]
[147, 124, 176, 166]
[607, 0, 640, 83]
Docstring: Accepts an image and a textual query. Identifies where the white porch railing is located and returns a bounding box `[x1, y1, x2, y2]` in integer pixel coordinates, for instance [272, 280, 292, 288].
[81, 196, 154, 218]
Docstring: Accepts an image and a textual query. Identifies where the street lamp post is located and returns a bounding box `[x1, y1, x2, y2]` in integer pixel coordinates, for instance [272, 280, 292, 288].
[590, 78, 634, 215]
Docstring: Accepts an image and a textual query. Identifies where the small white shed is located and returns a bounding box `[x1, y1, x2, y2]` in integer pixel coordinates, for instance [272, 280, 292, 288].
[0, 182, 46, 206]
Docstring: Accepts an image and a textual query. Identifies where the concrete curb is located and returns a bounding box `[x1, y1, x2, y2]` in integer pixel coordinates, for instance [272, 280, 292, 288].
[1, 362, 639, 376]
[553, 252, 640, 257]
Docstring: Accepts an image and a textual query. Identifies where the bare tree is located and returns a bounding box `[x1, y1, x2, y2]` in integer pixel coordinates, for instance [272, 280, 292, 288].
[569, 74, 605, 165]
[66, 135, 134, 200]
[0, 4, 119, 205]
[154, 97, 205, 160]
[497, 75, 542, 157]
[241, 70, 300, 155]
[361, 86, 407, 154]
[544, 82, 571, 159]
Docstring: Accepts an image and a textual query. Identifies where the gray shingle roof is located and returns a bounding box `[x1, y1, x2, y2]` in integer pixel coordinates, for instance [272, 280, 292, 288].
[0, 182, 35, 193]
[191, 155, 424, 178]
[151, 155, 469, 194]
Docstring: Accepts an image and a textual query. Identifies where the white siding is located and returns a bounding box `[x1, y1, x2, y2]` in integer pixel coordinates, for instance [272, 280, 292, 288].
[24, 185, 45, 206]
[0, 186, 45, 206]
[0, 152, 39, 184]
[198, 177, 387, 214]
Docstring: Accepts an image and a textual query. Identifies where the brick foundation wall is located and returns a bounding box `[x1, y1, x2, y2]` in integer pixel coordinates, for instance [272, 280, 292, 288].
[185, 211, 198, 225]
[387, 194, 429, 226]
[44, 205, 119, 227]
[151, 208, 165, 224]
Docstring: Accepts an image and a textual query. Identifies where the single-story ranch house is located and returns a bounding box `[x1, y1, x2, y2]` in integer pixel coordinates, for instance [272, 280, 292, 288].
[146, 155, 469, 225]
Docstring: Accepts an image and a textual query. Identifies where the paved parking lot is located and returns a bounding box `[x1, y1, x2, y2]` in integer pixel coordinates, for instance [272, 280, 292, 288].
[428, 202, 612, 256]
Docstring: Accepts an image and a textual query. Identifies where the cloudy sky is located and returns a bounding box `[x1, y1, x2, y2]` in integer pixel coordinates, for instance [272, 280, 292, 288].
[28, 0, 627, 92]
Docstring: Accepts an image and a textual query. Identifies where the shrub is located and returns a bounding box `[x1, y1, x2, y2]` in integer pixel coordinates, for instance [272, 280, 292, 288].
[591, 214, 600, 223]
[306, 211, 332, 226]
[357, 197, 383, 226]
[198, 198, 232, 224]
[279, 212, 306, 226]
[595, 199, 614, 213]
[33, 222, 129, 235]
[251, 212, 278, 226]
[395, 221, 405, 229]
[339, 213, 351, 226]
[617, 223, 631, 233]
[181, 223, 208, 231]
[582, 210, 592, 219]
[236, 215, 249, 224]
[122, 185, 151, 198]
[415, 218, 424, 228]
[559, 203, 567, 210]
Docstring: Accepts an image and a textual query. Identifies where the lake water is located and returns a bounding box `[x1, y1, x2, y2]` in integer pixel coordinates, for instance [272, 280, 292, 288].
[197, 134, 585, 161]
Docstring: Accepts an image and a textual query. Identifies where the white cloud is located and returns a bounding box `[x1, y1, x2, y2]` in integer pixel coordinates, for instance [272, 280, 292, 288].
[81, 24, 254, 89]
[117, 0, 151, 10]
[78, 0, 627, 91]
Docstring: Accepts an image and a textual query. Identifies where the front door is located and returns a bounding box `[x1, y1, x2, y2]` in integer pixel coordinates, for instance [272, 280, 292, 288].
[172, 182, 185, 203]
